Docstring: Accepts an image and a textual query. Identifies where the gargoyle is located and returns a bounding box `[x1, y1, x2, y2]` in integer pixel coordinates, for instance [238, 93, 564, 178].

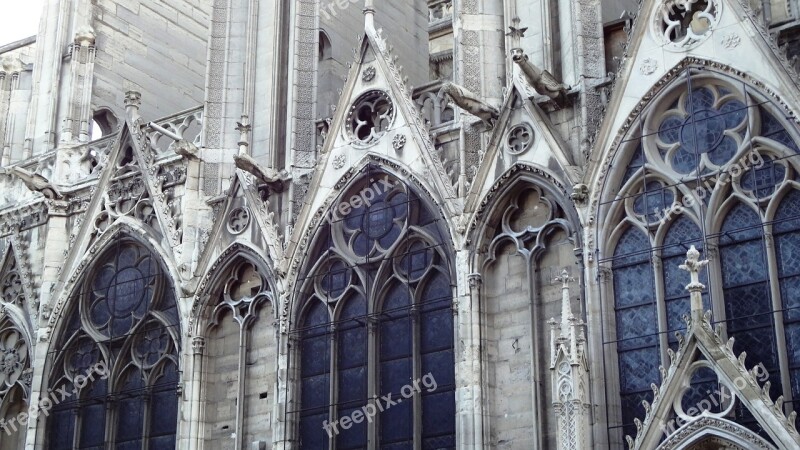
[233, 153, 291, 196]
[0, 166, 62, 200]
[511, 48, 569, 103]
[439, 82, 499, 129]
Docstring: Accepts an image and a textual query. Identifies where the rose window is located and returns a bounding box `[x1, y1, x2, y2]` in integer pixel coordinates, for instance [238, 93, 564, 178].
[347, 90, 395, 144]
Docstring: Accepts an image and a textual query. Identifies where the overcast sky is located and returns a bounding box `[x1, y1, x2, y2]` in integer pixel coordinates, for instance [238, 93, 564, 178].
[0, 0, 44, 46]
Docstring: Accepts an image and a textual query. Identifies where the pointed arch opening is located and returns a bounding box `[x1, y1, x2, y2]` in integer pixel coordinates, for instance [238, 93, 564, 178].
[199, 250, 276, 448]
[597, 65, 800, 446]
[288, 165, 456, 449]
[43, 235, 181, 449]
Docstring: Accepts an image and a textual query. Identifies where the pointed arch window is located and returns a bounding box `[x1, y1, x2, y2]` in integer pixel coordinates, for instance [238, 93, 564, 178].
[293, 168, 455, 449]
[46, 238, 180, 449]
[601, 69, 800, 443]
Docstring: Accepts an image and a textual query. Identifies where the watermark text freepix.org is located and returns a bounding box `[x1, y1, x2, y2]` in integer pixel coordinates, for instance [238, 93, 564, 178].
[331, 175, 399, 221]
[323, 372, 438, 437]
[0, 362, 109, 436]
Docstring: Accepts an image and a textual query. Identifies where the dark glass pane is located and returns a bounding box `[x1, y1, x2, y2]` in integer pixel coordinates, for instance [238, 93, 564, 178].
[339, 327, 366, 368]
[300, 413, 330, 448]
[615, 305, 658, 351]
[301, 335, 330, 376]
[301, 374, 330, 410]
[49, 409, 75, 450]
[421, 350, 454, 389]
[336, 407, 368, 450]
[720, 204, 761, 244]
[380, 396, 412, 444]
[421, 309, 452, 353]
[380, 358, 412, 395]
[338, 366, 367, 404]
[422, 391, 456, 439]
[618, 347, 660, 393]
[149, 389, 178, 436]
[79, 403, 107, 448]
[613, 264, 655, 308]
[775, 190, 800, 234]
[380, 318, 411, 360]
[613, 228, 650, 266]
[420, 271, 451, 311]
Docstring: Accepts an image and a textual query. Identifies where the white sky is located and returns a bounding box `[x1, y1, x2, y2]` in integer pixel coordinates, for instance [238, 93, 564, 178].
[0, 0, 44, 46]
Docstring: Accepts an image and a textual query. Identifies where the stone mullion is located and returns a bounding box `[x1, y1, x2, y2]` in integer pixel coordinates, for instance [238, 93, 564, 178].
[764, 231, 794, 409]
[651, 253, 669, 367]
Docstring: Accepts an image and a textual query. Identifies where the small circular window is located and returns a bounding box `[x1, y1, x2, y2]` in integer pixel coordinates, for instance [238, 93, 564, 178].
[506, 124, 535, 155]
[654, 0, 720, 50]
[347, 90, 395, 145]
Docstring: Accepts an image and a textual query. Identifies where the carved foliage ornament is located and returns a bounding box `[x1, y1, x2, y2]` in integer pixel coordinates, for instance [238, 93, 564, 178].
[0, 324, 27, 396]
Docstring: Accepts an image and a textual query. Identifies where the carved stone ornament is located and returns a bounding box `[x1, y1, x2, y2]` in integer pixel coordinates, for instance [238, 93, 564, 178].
[653, 0, 721, 50]
[392, 134, 407, 152]
[722, 33, 741, 49]
[347, 90, 395, 145]
[333, 154, 347, 170]
[227, 207, 251, 234]
[362, 65, 376, 82]
[505, 124, 535, 155]
[640, 58, 659, 75]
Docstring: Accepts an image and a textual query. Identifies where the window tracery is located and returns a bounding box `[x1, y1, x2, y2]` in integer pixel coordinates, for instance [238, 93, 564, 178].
[46, 239, 179, 449]
[293, 168, 455, 449]
[601, 69, 800, 443]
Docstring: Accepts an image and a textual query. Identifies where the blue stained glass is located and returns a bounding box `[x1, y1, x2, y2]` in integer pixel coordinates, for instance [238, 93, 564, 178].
[302, 335, 330, 376]
[364, 201, 395, 239]
[613, 228, 651, 266]
[761, 109, 787, 135]
[613, 264, 655, 308]
[618, 347, 660, 392]
[663, 216, 703, 257]
[339, 327, 366, 368]
[785, 323, 800, 366]
[681, 110, 727, 153]
[337, 406, 368, 449]
[338, 366, 367, 403]
[616, 305, 658, 350]
[300, 413, 330, 448]
[380, 398, 413, 444]
[721, 242, 767, 287]
[781, 276, 800, 322]
[116, 376, 144, 442]
[724, 284, 772, 329]
[422, 391, 456, 437]
[741, 159, 785, 198]
[381, 319, 411, 359]
[720, 204, 762, 244]
[79, 403, 107, 448]
[381, 358, 412, 394]
[49, 410, 75, 450]
[659, 116, 683, 144]
[687, 88, 715, 112]
[149, 389, 178, 437]
[719, 100, 747, 128]
[707, 136, 737, 165]
[322, 260, 351, 298]
[301, 374, 330, 410]
[420, 271, 452, 311]
[672, 146, 698, 174]
[422, 351, 455, 388]
[622, 143, 645, 185]
[620, 390, 654, 438]
[633, 182, 674, 223]
[775, 190, 800, 234]
[421, 309, 453, 353]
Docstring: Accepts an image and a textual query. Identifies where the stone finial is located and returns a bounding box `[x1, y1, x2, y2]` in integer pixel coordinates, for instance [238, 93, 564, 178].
[506, 18, 528, 48]
[74, 26, 96, 46]
[364, 0, 375, 30]
[1, 56, 22, 74]
[679, 245, 709, 313]
[555, 269, 575, 340]
[124, 91, 141, 120]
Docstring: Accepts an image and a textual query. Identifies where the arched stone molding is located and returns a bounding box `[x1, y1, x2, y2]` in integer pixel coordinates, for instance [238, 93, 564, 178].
[467, 167, 582, 450]
[44, 219, 185, 338]
[32, 230, 183, 448]
[588, 58, 800, 243]
[654, 417, 776, 450]
[189, 241, 278, 337]
[284, 156, 458, 310]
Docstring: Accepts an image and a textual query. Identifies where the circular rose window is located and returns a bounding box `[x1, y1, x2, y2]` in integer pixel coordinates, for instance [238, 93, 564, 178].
[347, 90, 395, 145]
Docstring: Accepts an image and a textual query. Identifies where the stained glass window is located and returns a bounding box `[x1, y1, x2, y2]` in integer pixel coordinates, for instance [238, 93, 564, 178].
[46, 239, 180, 449]
[605, 70, 800, 442]
[296, 169, 455, 449]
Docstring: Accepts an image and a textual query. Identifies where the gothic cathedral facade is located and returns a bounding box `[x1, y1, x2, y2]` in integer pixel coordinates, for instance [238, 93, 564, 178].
[2, 0, 800, 449]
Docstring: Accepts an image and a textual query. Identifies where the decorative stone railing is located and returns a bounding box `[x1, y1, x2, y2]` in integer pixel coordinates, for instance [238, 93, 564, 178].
[412, 80, 456, 131]
[145, 106, 204, 155]
[428, 0, 453, 25]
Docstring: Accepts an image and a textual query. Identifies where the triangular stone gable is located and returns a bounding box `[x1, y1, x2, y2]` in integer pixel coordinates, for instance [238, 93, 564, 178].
[283, 22, 461, 278]
[465, 81, 579, 218]
[193, 171, 283, 286]
[0, 240, 32, 312]
[626, 249, 800, 450]
[586, 0, 800, 208]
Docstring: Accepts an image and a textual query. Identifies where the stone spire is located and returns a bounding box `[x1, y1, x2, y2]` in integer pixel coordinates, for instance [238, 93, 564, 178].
[679, 245, 709, 317]
[548, 268, 590, 450]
